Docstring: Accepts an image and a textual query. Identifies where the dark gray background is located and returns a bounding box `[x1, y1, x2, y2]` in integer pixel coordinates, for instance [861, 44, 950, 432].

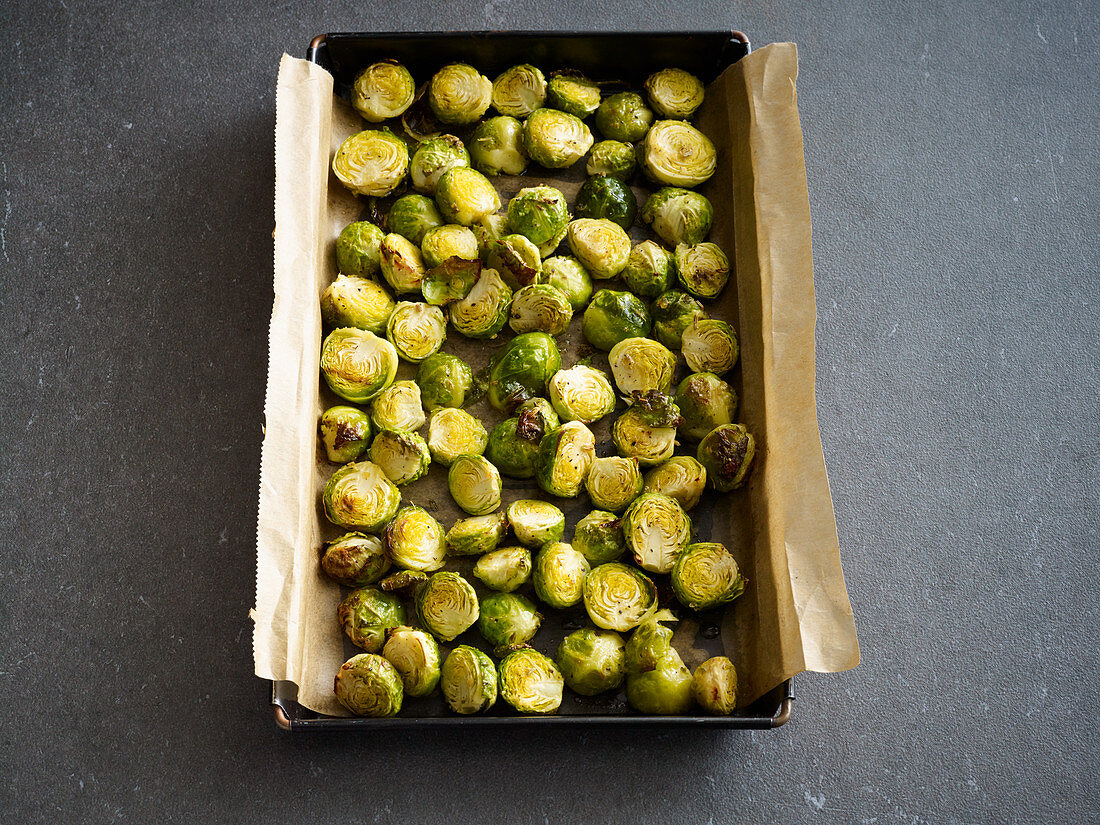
[1, 1, 1096, 822]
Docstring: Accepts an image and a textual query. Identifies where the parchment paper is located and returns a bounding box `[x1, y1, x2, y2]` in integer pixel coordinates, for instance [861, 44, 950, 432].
[254, 44, 858, 716]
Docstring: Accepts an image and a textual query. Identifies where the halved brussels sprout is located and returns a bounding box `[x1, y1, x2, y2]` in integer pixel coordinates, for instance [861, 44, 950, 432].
[321, 532, 390, 587]
[382, 626, 441, 698]
[609, 337, 677, 397]
[384, 505, 446, 571]
[584, 561, 658, 632]
[379, 569, 429, 595]
[641, 187, 713, 247]
[650, 290, 707, 349]
[469, 116, 529, 176]
[352, 61, 416, 122]
[622, 492, 693, 573]
[693, 656, 738, 715]
[696, 423, 755, 492]
[420, 224, 479, 269]
[487, 331, 561, 411]
[445, 510, 508, 556]
[585, 456, 644, 513]
[523, 108, 594, 169]
[682, 319, 739, 375]
[625, 617, 675, 673]
[321, 327, 399, 404]
[472, 213, 509, 260]
[555, 628, 627, 695]
[417, 571, 479, 641]
[548, 364, 615, 424]
[410, 134, 470, 194]
[621, 241, 675, 299]
[625, 647, 694, 715]
[541, 256, 592, 310]
[498, 648, 564, 714]
[574, 176, 638, 231]
[417, 352, 475, 410]
[368, 429, 431, 486]
[385, 301, 446, 363]
[645, 68, 705, 119]
[422, 257, 481, 306]
[321, 274, 395, 334]
[486, 416, 541, 478]
[334, 653, 404, 717]
[335, 221, 385, 277]
[671, 542, 745, 610]
[319, 405, 372, 464]
[643, 456, 708, 511]
[441, 645, 498, 714]
[594, 91, 654, 142]
[533, 541, 591, 608]
[572, 510, 627, 564]
[369, 380, 426, 433]
[519, 396, 562, 431]
[427, 407, 488, 466]
[538, 226, 570, 259]
[323, 460, 402, 532]
[536, 421, 596, 498]
[611, 405, 678, 467]
[448, 454, 503, 516]
[478, 592, 541, 653]
[585, 140, 637, 180]
[546, 72, 601, 118]
[429, 63, 493, 125]
[566, 218, 631, 279]
[332, 130, 410, 197]
[506, 499, 566, 547]
[435, 167, 502, 226]
[379, 233, 427, 295]
[675, 372, 737, 441]
[338, 587, 407, 653]
[642, 120, 716, 188]
[675, 242, 730, 300]
[487, 233, 543, 291]
[388, 194, 445, 245]
[581, 289, 652, 351]
[508, 283, 573, 335]
[492, 64, 547, 117]
[473, 546, 533, 592]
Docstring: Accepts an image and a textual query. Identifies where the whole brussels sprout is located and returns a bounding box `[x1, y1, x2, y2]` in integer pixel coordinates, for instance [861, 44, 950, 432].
[523, 108, 594, 169]
[534, 541, 591, 608]
[486, 417, 541, 479]
[572, 510, 627, 564]
[650, 290, 706, 349]
[388, 194, 445, 245]
[385, 301, 446, 363]
[473, 546, 533, 592]
[642, 120, 716, 188]
[585, 456, 644, 513]
[507, 186, 571, 246]
[319, 405, 372, 463]
[671, 542, 745, 611]
[322, 460, 401, 532]
[487, 233, 543, 292]
[541, 256, 592, 310]
[609, 337, 677, 397]
[332, 129, 409, 197]
[566, 218, 631, 279]
[420, 224, 479, 269]
[445, 510, 508, 556]
[418, 352, 476, 410]
[469, 116, 529, 176]
[621, 241, 675, 299]
[384, 505, 447, 571]
[675, 242, 730, 300]
[574, 176, 638, 231]
[450, 267, 513, 340]
[487, 331, 562, 411]
[321, 532, 391, 587]
[682, 319, 739, 375]
[626, 647, 694, 715]
[546, 72, 601, 117]
[352, 60, 415, 122]
[416, 571, 479, 641]
[548, 364, 615, 424]
[334, 653, 404, 717]
[641, 187, 713, 247]
[368, 428, 431, 486]
[335, 221, 385, 277]
[643, 456, 708, 511]
[697, 423, 756, 492]
[369, 380, 426, 432]
[625, 618, 675, 673]
[583, 561, 658, 632]
[422, 257, 481, 307]
[611, 404, 679, 467]
[411, 134, 470, 194]
[508, 283, 573, 335]
[556, 628, 627, 695]
[622, 492, 693, 573]
[582, 289, 652, 351]
[594, 91, 654, 143]
[321, 274, 395, 334]
[382, 626, 441, 698]
[506, 499, 566, 547]
[675, 372, 738, 441]
[645, 68, 705, 119]
[320, 327, 399, 404]
[379, 232, 427, 295]
[448, 454, 503, 516]
[536, 421, 596, 498]
[492, 64, 547, 117]
[427, 407, 488, 467]
[693, 656, 738, 715]
[434, 167, 502, 227]
[429, 63, 493, 125]
[478, 592, 541, 653]
[585, 140, 637, 180]
[338, 587, 407, 653]
[441, 645, 498, 714]
[498, 648, 564, 714]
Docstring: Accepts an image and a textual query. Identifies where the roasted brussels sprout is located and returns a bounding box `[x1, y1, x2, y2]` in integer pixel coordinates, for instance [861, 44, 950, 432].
[682, 318, 739, 376]
[671, 542, 745, 610]
[645, 68, 705, 119]
[572, 510, 627, 564]
[429, 63, 493, 125]
[379, 569, 429, 594]
[422, 257, 481, 307]
[417, 571, 480, 641]
[585, 140, 637, 180]
[594, 91, 654, 143]
[643, 456, 708, 511]
[641, 188, 713, 247]
[384, 505, 447, 571]
[625, 617, 674, 673]
[486, 416, 541, 479]
[675, 242, 730, 300]
[417, 352, 475, 410]
[506, 499, 566, 547]
[697, 423, 755, 492]
[548, 364, 615, 424]
[584, 561, 658, 631]
[541, 255, 592, 310]
[469, 115, 529, 176]
[487, 331, 561, 411]
[382, 626, 441, 698]
[545, 72, 601, 117]
[332, 129, 410, 197]
[498, 648, 564, 714]
[450, 267, 513, 340]
[368, 428, 431, 486]
[518, 396, 562, 431]
[508, 283, 573, 335]
[410, 134, 470, 194]
[420, 224, 479, 269]
[642, 120, 716, 188]
[352, 61, 416, 122]
[441, 645, 498, 714]
[556, 628, 627, 695]
[693, 656, 737, 715]
[585, 456, 644, 513]
[379, 232, 427, 295]
[445, 510, 508, 556]
[338, 587, 407, 653]
[505, 186, 570, 246]
[448, 454, 503, 516]
[321, 532, 391, 587]
[626, 647, 694, 715]
[321, 274, 395, 334]
[369, 380, 426, 432]
[581, 289, 652, 351]
[385, 301, 446, 363]
[523, 108, 594, 169]
[334, 653, 404, 717]
[321, 327, 399, 404]
[434, 167, 502, 227]
[323, 460, 402, 532]
[335, 221, 385, 278]
[427, 407, 488, 466]
[473, 546, 533, 592]
[574, 176, 638, 231]
[618, 241, 673, 299]
[536, 421, 596, 498]
[388, 194, 445, 245]
[533, 541, 591, 608]
[675, 372, 737, 441]
[609, 337, 677, 397]
[650, 290, 706, 349]
[486, 233, 543, 292]
[319, 405, 372, 464]
[491, 64, 547, 117]
[566, 218, 631, 279]
[622, 492, 693, 573]
[611, 405, 678, 467]
[478, 592, 541, 652]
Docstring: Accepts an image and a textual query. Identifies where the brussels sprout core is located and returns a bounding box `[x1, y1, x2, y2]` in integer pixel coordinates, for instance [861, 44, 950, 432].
[337, 587, 407, 653]
[681, 319, 739, 375]
[320, 327, 399, 404]
[498, 648, 564, 714]
[641, 187, 713, 247]
[622, 492, 693, 573]
[385, 301, 446, 363]
[508, 283, 573, 335]
[546, 72, 602, 118]
[332, 130, 410, 197]
[417, 571, 480, 641]
[675, 242, 730, 300]
[671, 542, 745, 610]
[611, 405, 678, 468]
[334, 653, 404, 717]
[323, 460, 402, 532]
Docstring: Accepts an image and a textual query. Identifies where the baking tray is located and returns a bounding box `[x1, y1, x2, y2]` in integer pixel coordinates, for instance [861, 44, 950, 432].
[269, 29, 795, 730]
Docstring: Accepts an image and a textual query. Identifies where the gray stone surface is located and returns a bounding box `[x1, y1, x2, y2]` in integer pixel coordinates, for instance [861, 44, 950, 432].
[1, 1, 1096, 822]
